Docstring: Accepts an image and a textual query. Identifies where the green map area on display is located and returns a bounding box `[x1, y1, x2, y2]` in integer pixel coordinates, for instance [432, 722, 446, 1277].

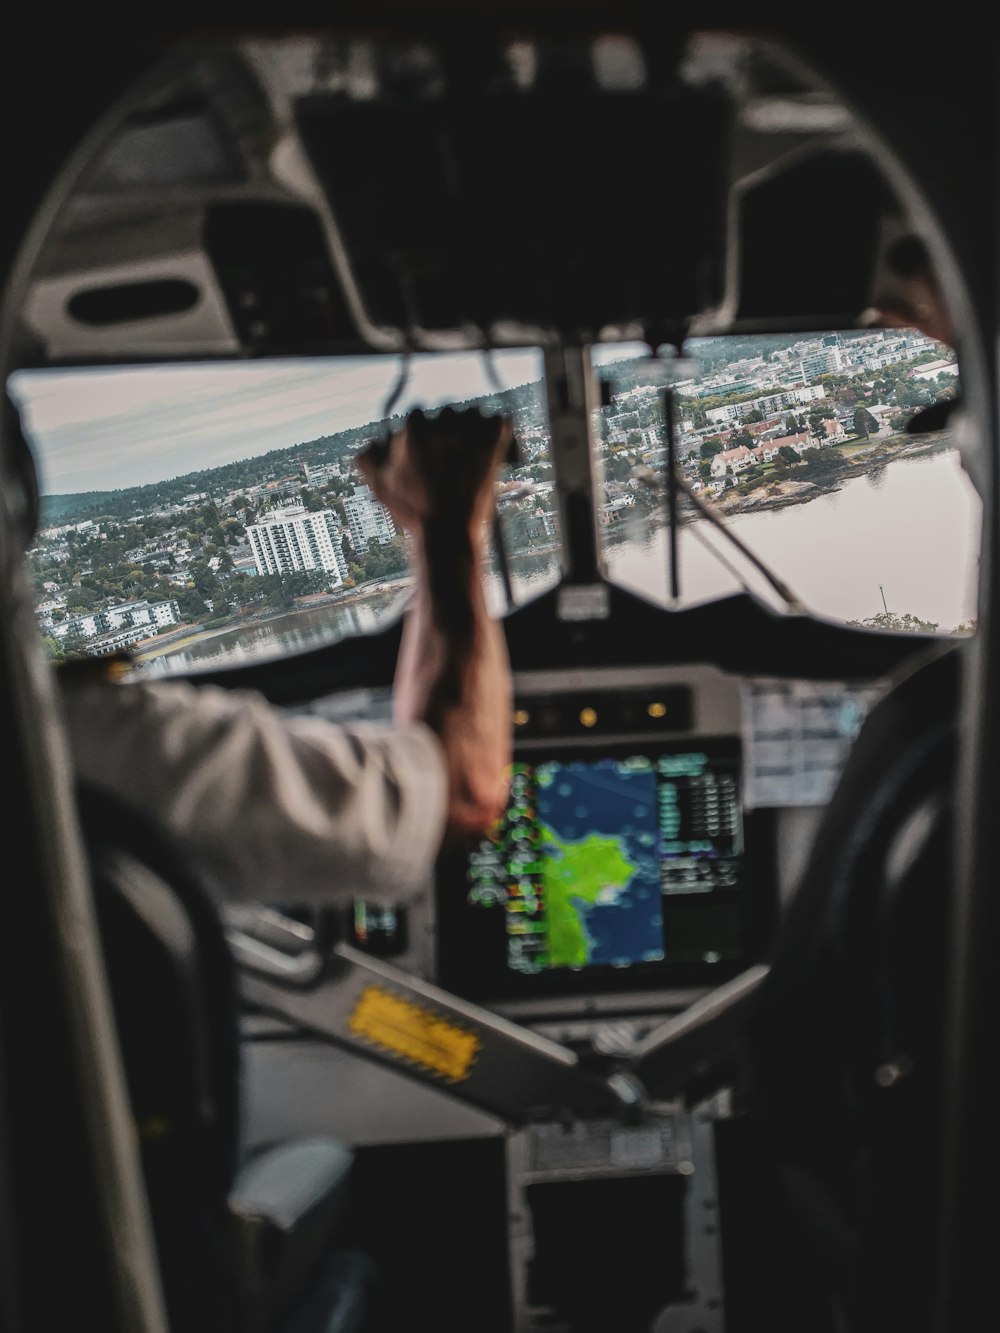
[540, 827, 637, 967]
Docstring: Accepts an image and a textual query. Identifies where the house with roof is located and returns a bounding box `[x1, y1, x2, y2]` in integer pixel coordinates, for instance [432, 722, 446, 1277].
[710, 444, 755, 478]
[910, 358, 959, 382]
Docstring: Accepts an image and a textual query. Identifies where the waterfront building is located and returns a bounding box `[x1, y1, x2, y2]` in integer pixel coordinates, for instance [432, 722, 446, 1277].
[45, 596, 181, 645]
[342, 484, 396, 551]
[246, 505, 350, 583]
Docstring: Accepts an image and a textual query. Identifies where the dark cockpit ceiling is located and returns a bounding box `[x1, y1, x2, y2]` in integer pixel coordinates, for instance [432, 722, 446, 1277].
[17, 22, 908, 371]
[12, 18, 968, 707]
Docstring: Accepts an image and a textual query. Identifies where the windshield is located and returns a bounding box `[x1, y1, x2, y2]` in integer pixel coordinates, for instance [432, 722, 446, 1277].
[593, 332, 979, 634]
[9, 327, 979, 680]
[9, 349, 558, 676]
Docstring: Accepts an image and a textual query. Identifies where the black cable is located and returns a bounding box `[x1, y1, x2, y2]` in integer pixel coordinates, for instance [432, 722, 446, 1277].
[662, 385, 680, 601]
[381, 352, 412, 420]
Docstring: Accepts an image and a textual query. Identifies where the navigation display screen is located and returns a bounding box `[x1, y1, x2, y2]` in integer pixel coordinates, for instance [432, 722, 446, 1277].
[436, 738, 772, 1005]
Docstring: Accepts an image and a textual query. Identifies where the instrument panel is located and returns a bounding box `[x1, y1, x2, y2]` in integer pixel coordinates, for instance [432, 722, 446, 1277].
[302, 663, 883, 1023]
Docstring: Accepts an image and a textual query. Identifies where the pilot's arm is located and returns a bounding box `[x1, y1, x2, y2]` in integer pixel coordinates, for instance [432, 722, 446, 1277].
[60, 673, 448, 903]
[356, 405, 514, 843]
[58, 405, 512, 904]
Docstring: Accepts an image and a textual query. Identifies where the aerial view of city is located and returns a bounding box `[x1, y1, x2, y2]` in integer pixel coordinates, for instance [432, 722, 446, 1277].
[14, 326, 968, 672]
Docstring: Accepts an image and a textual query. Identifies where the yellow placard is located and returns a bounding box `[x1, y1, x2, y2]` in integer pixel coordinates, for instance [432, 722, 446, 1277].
[348, 985, 480, 1082]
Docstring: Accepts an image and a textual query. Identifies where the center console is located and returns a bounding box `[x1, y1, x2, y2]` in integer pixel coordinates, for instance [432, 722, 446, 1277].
[435, 664, 777, 1035]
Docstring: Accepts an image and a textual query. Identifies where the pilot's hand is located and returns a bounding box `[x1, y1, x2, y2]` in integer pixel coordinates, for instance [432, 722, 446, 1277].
[356, 406, 513, 541]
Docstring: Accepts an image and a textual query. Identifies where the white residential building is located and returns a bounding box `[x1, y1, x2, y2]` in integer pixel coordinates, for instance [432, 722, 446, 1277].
[797, 346, 844, 379]
[246, 505, 349, 583]
[46, 597, 181, 644]
[342, 485, 396, 551]
[705, 383, 827, 428]
[103, 598, 181, 632]
[711, 445, 756, 477]
[910, 358, 959, 381]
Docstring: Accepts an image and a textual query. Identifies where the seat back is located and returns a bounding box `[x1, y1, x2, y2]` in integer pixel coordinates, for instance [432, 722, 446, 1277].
[78, 779, 244, 1333]
[743, 644, 959, 1331]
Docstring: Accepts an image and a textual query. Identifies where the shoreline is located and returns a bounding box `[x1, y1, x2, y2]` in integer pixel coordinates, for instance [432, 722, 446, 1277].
[133, 436, 954, 663]
[709, 434, 953, 518]
[133, 578, 414, 662]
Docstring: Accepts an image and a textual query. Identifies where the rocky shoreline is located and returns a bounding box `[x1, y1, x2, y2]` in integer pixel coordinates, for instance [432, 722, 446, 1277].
[710, 434, 953, 518]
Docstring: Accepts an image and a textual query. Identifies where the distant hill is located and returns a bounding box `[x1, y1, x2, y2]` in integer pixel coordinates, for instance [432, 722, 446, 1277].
[38, 422, 392, 527]
[38, 376, 546, 528]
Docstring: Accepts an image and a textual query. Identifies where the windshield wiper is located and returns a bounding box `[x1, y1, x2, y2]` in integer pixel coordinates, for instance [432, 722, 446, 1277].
[626, 379, 808, 615]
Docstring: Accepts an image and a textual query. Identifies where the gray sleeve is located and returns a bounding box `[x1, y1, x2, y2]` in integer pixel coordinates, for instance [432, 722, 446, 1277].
[60, 675, 448, 904]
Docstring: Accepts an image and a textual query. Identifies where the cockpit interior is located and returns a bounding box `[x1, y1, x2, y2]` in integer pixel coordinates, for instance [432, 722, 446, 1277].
[1, 10, 995, 1333]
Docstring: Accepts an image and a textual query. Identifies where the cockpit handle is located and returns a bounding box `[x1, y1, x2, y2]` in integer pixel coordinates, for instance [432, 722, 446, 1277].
[629, 964, 770, 1099]
[227, 911, 646, 1126]
[224, 903, 326, 985]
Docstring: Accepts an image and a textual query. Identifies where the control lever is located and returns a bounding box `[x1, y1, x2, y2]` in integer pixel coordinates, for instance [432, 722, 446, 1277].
[227, 909, 767, 1118]
[230, 919, 646, 1127]
[629, 964, 770, 1100]
[224, 903, 325, 986]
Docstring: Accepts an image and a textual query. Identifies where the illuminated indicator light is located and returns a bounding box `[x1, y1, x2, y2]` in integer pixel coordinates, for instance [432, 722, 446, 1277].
[514, 709, 530, 726]
[349, 985, 480, 1082]
[579, 707, 598, 728]
[353, 902, 368, 942]
[647, 701, 667, 718]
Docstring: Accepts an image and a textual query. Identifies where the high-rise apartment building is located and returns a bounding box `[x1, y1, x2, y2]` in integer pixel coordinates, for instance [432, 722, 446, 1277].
[246, 505, 349, 584]
[342, 484, 396, 552]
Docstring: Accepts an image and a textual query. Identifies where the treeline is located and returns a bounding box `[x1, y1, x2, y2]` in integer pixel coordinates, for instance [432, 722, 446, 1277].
[39, 376, 547, 529]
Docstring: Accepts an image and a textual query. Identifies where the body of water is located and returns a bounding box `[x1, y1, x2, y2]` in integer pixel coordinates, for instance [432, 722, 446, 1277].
[142, 587, 413, 675]
[608, 448, 981, 631]
[146, 448, 981, 675]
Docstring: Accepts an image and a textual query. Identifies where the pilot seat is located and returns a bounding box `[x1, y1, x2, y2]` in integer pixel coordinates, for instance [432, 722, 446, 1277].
[77, 778, 377, 1333]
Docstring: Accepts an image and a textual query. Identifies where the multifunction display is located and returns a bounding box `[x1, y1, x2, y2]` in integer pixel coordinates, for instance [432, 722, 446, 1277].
[436, 738, 765, 1005]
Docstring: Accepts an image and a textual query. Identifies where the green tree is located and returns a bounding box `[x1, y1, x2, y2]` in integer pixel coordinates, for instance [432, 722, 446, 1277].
[847, 610, 939, 634]
[359, 535, 410, 581]
[42, 634, 69, 663]
[853, 406, 879, 439]
[895, 381, 933, 408]
[700, 436, 725, 459]
[65, 587, 92, 611]
[61, 629, 90, 657]
[187, 558, 223, 603]
[174, 587, 209, 620]
[809, 414, 828, 447]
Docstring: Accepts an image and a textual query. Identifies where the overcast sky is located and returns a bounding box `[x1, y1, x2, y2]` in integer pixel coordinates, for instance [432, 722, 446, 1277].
[8, 344, 648, 497]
